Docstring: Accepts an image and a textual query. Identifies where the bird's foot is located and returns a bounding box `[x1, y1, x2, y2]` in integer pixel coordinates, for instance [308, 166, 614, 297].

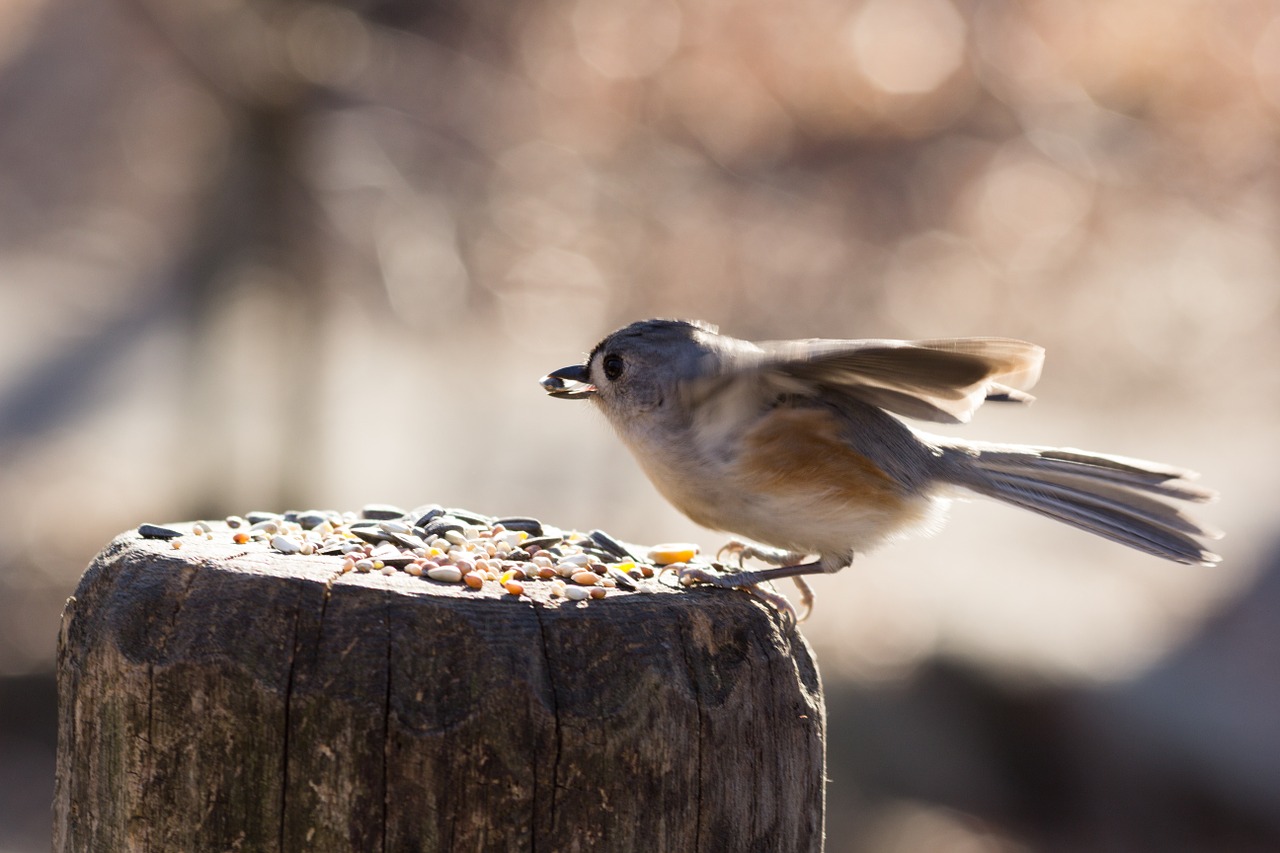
[703, 542, 817, 622]
[677, 565, 800, 627]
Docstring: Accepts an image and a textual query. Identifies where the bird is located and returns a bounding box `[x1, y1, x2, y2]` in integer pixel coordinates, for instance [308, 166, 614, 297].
[540, 319, 1221, 622]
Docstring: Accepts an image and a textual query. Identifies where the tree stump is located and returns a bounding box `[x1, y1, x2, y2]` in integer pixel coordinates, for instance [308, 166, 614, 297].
[55, 524, 825, 851]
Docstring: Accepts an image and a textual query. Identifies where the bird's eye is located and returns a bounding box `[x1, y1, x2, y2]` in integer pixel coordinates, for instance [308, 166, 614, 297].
[602, 353, 625, 381]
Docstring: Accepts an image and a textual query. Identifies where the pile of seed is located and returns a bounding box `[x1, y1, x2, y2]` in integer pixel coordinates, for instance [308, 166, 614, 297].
[138, 504, 704, 606]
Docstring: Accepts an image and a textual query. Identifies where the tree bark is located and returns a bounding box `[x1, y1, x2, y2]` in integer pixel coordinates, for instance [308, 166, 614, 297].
[55, 526, 825, 851]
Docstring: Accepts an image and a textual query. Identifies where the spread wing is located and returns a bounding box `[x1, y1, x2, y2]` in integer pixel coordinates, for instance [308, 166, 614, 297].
[745, 337, 1046, 424]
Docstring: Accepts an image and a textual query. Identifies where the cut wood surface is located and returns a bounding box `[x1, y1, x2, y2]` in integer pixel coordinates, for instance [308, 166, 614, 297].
[55, 525, 826, 852]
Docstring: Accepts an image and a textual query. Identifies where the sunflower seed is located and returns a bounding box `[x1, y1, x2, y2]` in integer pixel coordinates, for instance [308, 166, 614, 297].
[361, 504, 407, 521]
[446, 507, 491, 526]
[495, 516, 543, 535]
[423, 519, 465, 539]
[138, 523, 184, 540]
[411, 505, 445, 527]
[588, 529, 635, 560]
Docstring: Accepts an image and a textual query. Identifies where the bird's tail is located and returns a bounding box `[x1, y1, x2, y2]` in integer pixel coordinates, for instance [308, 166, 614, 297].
[937, 440, 1222, 565]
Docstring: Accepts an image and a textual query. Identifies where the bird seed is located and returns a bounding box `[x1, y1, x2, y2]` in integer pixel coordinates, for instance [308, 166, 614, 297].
[137, 505, 714, 612]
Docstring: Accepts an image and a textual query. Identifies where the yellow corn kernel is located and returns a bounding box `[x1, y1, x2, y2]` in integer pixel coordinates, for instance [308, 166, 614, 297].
[647, 543, 699, 565]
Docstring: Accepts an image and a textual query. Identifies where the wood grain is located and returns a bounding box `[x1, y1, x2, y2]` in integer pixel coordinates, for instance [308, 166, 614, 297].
[55, 527, 826, 852]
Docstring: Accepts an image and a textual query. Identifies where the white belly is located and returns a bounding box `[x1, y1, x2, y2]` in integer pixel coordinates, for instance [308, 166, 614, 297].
[631, 436, 943, 559]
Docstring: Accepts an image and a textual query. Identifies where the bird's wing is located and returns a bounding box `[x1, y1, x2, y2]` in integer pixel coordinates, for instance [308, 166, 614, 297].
[742, 337, 1046, 424]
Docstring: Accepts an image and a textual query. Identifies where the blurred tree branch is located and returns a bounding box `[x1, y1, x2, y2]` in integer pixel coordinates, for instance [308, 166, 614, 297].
[111, 0, 329, 513]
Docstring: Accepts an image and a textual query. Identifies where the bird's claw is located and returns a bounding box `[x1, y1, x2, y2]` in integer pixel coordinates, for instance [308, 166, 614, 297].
[715, 539, 751, 567]
[716, 540, 808, 569]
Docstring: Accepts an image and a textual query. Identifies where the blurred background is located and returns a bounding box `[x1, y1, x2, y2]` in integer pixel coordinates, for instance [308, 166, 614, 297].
[2, 0, 1279, 849]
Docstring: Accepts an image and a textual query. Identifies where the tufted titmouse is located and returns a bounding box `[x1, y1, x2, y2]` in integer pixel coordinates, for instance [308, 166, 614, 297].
[540, 319, 1220, 620]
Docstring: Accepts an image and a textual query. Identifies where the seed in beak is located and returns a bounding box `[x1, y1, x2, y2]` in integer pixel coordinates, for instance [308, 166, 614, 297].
[540, 364, 597, 398]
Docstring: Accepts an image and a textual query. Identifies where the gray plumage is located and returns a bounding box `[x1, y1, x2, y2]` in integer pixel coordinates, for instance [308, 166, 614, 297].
[543, 318, 1222, 580]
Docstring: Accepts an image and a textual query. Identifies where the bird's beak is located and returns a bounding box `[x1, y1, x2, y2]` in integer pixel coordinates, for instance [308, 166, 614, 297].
[540, 364, 597, 399]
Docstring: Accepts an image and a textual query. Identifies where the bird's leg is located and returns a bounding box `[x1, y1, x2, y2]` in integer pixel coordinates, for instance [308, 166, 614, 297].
[678, 559, 829, 625]
[680, 560, 828, 588]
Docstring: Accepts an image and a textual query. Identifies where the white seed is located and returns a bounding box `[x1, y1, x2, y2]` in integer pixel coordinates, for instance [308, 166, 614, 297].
[271, 535, 302, 554]
[564, 586, 590, 601]
[371, 543, 400, 560]
[379, 520, 413, 535]
[427, 566, 463, 583]
[355, 559, 374, 573]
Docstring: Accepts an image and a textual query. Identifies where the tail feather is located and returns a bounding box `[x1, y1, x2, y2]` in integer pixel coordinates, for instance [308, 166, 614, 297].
[941, 442, 1221, 566]
[982, 469, 1217, 537]
[973, 446, 1216, 502]
[977, 471, 1219, 564]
